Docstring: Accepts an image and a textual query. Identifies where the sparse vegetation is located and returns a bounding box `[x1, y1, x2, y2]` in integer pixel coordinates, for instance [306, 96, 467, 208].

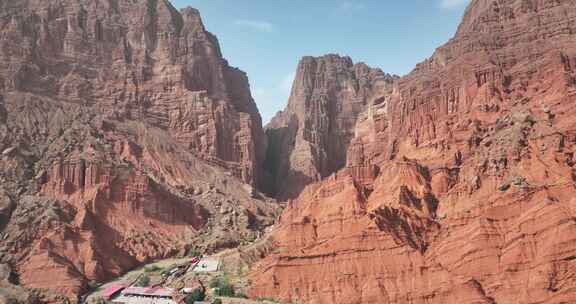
[210, 276, 236, 297]
[212, 299, 223, 304]
[144, 265, 163, 273]
[185, 287, 206, 303]
[214, 283, 235, 297]
[136, 274, 150, 287]
[188, 246, 202, 257]
[236, 265, 247, 277]
[245, 233, 257, 242]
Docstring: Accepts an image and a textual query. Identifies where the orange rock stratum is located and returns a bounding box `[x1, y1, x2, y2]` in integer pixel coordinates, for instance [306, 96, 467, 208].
[1, 0, 576, 303]
[250, 0, 576, 303]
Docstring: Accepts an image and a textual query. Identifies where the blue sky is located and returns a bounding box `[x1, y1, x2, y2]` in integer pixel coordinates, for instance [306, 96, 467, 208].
[171, 0, 471, 123]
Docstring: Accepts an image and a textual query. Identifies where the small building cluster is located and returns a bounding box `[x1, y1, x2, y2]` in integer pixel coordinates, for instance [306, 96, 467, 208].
[98, 257, 222, 304]
[103, 285, 176, 304]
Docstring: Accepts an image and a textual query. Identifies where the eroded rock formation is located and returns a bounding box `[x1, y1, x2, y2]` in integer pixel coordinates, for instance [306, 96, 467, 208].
[0, 0, 278, 301]
[250, 0, 576, 303]
[0, 0, 266, 187]
[264, 55, 397, 199]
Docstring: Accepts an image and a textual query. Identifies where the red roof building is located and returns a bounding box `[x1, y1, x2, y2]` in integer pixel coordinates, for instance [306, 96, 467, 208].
[121, 286, 175, 298]
[102, 284, 126, 300]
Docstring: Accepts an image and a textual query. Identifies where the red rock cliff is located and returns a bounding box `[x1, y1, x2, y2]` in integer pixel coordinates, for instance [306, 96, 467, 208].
[0, 0, 266, 187]
[250, 1, 576, 303]
[264, 55, 396, 199]
[0, 0, 278, 301]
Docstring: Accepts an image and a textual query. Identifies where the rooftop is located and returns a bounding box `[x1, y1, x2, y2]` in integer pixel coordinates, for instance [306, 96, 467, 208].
[121, 286, 175, 298]
[103, 284, 126, 299]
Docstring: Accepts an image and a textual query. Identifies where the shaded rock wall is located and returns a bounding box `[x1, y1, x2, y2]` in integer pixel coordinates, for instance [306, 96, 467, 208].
[264, 55, 396, 199]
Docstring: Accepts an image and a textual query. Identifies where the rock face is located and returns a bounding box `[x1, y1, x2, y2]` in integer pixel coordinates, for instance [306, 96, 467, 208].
[264, 55, 396, 199]
[250, 1, 576, 303]
[0, 0, 278, 301]
[0, 0, 266, 187]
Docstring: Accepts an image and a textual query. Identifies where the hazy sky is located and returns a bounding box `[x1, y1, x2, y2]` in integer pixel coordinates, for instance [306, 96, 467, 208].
[172, 0, 471, 123]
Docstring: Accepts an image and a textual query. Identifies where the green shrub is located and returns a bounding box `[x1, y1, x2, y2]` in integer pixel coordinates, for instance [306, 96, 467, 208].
[210, 275, 236, 297]
[136, 274, 150, 287]
[144, 265, 162, 273]
[245, 234, 257, 242]
[185, 288, 206, 303]
[212, 299, 223, 304]
[214, 283, 235, 297]
[188, 247, 202, 257]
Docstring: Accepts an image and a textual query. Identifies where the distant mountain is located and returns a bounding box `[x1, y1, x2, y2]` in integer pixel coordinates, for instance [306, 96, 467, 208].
[264, 54, 396, 199]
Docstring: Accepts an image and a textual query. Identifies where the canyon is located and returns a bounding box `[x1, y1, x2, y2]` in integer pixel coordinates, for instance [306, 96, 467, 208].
[0, 0, 277, 302]
[263, 55, 397, 199]
[1, 0, 576, 303]
[251, 0, 576, 303]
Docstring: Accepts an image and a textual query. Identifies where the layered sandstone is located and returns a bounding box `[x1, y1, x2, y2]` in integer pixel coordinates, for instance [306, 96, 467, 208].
[250, 0, 576, 303]
[264, 55, 396, 199]
[0, 0, 277, 301]
[0, 0, 265, 187]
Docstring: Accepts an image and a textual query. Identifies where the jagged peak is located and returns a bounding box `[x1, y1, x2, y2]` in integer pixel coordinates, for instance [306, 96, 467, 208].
[455, 0, 500, 36]
[299, 54, 354, 67]
[180, 5, 206, 31]
[180, 5, 201, 16]
[454, 0, 562, 37]
[295, 54, 392, 78]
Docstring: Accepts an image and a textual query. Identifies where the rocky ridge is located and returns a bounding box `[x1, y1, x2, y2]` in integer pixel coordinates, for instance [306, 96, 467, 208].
[250, 0, 576, 303]
[2, 0, 576, 303]
[264, 55, 396, 199]
[0, 0, 278, 301]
